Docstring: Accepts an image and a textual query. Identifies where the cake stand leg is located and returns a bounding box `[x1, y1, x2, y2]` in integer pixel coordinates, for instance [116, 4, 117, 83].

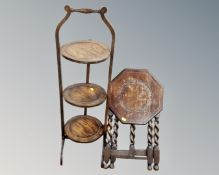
[60, 138, 65, 165]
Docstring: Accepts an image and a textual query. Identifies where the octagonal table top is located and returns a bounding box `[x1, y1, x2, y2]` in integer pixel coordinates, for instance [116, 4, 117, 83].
[109, 69, 163, 125]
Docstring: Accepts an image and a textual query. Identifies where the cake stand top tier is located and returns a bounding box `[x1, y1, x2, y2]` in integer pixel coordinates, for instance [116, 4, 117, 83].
[61, 40, 110, 64]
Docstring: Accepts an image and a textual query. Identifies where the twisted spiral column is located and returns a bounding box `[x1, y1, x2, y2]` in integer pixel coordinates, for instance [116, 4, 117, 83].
[112, 117, 119, 147]
[153, 115, 160, 171]
[110, 116, 119, 169]
[130, 124, 136, 146]
[129, 124, 136, 157]
[147, 119, 154, 171]
[106, 111, 113, 145]
[103, 111, 113, 169]
[154, 115, 159, 147]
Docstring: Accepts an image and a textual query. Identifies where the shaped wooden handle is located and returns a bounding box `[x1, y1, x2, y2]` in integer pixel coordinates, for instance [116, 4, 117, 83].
[64, 5, 107, 14]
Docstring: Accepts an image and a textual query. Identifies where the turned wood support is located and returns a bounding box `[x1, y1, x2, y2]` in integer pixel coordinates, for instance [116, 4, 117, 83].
[153, 114, 160, 171]
[110, 115, 119, 168]
[129, 124, 136, 156]
[147, 119, 154, 171]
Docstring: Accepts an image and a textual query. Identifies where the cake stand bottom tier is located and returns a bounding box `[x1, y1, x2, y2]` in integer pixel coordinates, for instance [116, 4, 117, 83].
[64, 115, 103, 143]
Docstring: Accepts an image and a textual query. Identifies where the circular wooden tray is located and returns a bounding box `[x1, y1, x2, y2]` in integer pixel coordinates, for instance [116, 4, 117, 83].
[63, 83, 106, 107]
[61, 40, 110, 64]
[64, 115, 103, 143]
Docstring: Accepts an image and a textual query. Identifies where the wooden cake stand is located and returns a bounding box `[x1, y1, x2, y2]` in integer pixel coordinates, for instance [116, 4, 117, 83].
[55, 5, 115, 165]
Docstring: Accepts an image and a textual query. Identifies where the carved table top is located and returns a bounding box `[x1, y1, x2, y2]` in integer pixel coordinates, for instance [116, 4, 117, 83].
[109, 69, 163, 125]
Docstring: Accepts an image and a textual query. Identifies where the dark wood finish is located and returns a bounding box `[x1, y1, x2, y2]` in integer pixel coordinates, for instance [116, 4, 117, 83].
[109, 69, 163, 125]
[55, 3, 115, 141]
[147, 146, 153, 171]
[63, 83, 106, 108]
[153, 146, 160, 171]
[84, 64, 90, 115]
[64, 5, 107, 14]
[86, 64, 90, 83]
[100, 8, 116, 168]
[61, 40, 110, 64]
[55, 5, 71, 144]
[55, 4, 116, 167]
[103, 144, 111, 162]
[60, 139, 65, 165]
[64, 115, 103, 143]
[54, 4, 164, 171]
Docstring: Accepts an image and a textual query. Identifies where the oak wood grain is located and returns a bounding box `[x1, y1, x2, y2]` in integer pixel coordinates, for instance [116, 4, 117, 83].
[109, 69, 163, 125]
[63, 83, 106, 108]
[61, 40, 110, 64]
[64, 115, 103, 143]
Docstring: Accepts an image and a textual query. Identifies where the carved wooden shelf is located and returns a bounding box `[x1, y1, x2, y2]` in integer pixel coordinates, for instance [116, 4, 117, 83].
[61, 40, 110, 64]
[63, 83, 106, 108]
[64, 115, 103, 143]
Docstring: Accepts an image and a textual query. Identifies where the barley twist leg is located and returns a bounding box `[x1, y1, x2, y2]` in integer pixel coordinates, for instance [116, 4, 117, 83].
[110, 115, 119, 168]
[147, 119, 154, 171]
[153, 115, 160, 171]
[103, 111, 113, 169]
